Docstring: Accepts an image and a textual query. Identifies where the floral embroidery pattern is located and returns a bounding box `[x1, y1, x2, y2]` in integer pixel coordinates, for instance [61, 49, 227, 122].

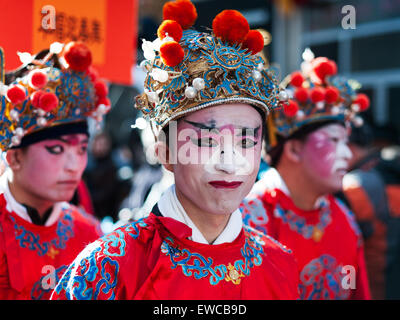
[274, 197, 332, 242]
[31, 265, 68, 300]
[53, 218, 148, 300]
[240, 196, 269, 235]
[160, 228, 265, 286]
[299, 254, 351, 300]
[10, 208, 74, 256]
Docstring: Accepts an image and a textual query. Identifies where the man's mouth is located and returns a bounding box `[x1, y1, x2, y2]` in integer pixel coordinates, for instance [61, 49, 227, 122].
[208, 180, 243, 189]
[57, 180, 79, 186]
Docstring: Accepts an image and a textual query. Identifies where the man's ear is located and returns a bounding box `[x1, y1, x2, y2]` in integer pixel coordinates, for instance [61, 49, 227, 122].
[5, 149, 24, 171]
[282, 139, 303, 163]
[154, 141, 174, 173]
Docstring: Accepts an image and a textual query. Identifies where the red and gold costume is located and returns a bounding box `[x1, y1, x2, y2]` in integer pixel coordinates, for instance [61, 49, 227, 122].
[51, 0, 299, 300]
[51, 213, 299, 300]
[239, 48, 372, 300]
[0, 40, 110, 300]
[0, 179, 102, 300]
[241, 168, 371, 299]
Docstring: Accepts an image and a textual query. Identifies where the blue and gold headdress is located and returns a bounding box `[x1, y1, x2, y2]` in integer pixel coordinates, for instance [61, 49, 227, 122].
[0, 41, 111, 151]
[268, 48, 370, 146]
[135, 0, 287, 135]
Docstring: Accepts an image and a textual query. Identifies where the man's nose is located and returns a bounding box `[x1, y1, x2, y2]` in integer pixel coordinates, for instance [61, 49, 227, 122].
[214, 138, 247, 174]
[64, 150, 80, 172]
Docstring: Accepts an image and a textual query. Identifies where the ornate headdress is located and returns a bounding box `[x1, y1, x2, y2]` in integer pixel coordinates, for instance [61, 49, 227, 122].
[135, 0, 287, 136]
[268, 48, 370, 146]
[0, 41, 111, 151]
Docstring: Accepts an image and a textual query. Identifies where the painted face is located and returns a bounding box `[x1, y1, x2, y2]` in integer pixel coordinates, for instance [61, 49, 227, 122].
[170, 103, 263, 215]
[299, 123, 352, 193]
[15, 133, 89, 203]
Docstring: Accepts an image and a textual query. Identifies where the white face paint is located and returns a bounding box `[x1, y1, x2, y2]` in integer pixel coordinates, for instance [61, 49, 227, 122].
[299, 123, 353, 193]
[204, 128, 254, 176]
[171, 104, 263, 215]
[331, 138, 352, 174]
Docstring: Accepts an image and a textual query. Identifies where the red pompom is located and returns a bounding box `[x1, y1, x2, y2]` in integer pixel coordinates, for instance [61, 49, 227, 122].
[312, 57, 337, 83]
[242, 30, 264, 55]
[163, 0, 197, 30]
[30, 90, 45, 108]
[325, 86, 340, 104]
[160, 41, 185, 67]
[39, 92, 59, 112]
[212, 10, 250, 45]
[94, 80, 108, 98]
[6, 85, 27, 105]
[86, 66, 99, 83]
[157, 20, 183, 42]
[327, 60, 337, 76]
[290, 71, 304, 87]
[284, 99, 299, 117]
[310, 87, 325, 103]
[353, 93, 370, 111]
[63, 41, 92, 72]
[29, 70, 48, 89]
[294, 87, 309, 103]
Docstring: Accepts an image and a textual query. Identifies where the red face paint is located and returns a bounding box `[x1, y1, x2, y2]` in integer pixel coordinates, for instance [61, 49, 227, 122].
[299, 124, 352, 193]
[14, 134, 88, 204]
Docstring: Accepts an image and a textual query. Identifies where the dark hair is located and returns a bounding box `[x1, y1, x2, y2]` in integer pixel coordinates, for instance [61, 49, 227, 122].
[267, 120, 344, 167]
[10, 121, 89, 150]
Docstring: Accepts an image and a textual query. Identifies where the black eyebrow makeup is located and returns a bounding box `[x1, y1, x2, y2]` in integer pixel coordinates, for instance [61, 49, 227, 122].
[185, 120, 260, 137]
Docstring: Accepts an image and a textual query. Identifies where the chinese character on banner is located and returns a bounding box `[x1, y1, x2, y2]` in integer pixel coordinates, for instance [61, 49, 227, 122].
[0, 0, 138, 85]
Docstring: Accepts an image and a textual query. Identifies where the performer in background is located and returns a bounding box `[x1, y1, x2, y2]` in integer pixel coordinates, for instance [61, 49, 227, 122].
[240, 49, 371, 300]
[339, 123, 400, 299]
[51, 0, 299, 300]
[0, 41, 110, 299]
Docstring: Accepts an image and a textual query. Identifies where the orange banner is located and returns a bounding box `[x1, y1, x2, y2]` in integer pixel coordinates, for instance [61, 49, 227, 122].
[0, 0, 138, 85]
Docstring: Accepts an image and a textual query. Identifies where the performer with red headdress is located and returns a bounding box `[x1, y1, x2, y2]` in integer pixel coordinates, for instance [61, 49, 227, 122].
[50, 0, 299, 300]
[240, 48, 372, 300]
[0, 41, 110, 299]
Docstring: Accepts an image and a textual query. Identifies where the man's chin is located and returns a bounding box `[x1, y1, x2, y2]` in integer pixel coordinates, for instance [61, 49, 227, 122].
[50, 192, 76, 204]
[323, 182, 343, 195]
[209, 201, 240, 215]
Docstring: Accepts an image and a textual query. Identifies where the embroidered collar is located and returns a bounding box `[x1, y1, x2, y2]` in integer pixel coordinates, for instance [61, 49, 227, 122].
[271, 189, 332, 242]
[160, 226, 265, 286]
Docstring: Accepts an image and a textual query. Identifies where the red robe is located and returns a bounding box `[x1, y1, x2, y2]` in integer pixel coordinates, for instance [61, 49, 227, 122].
[240, 178, 371, 300]
[0, 194, 102, 300]
[50, 213, 300, 300]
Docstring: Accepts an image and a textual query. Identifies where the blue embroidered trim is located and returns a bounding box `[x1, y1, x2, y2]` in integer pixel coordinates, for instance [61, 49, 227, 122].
[31, 265, 68, 300]
[273, 197, 332, 241]
[240, 197, 269, 235]
[53, 218, 147, 300]
[299, 254, 351, 300]
[160, 230, 265, 286]
[10, 207, 74, 256]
